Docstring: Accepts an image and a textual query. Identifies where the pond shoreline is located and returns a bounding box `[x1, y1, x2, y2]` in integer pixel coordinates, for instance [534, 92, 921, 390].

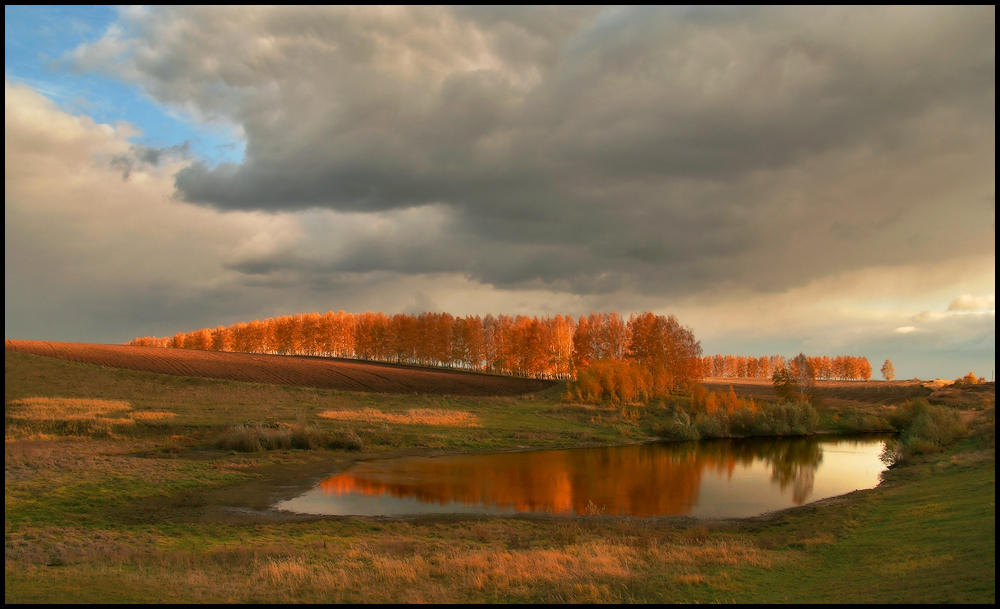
[183, 433, 890, 522]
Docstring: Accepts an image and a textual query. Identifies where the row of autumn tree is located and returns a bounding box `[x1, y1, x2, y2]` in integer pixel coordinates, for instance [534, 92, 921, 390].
[126, 309, 872, 386]
[127, 311, 702, 384]
[700, 354, 873, 381]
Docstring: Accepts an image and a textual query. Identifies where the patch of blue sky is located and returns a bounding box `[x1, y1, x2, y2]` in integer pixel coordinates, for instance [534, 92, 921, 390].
[5, 5, 244, 165]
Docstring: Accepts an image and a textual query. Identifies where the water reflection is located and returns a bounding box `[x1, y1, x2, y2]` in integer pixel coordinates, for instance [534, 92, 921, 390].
[276, 436, 889, 518]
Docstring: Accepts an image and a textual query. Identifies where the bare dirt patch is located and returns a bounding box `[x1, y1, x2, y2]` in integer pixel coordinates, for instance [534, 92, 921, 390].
[5, 340, 555, 397]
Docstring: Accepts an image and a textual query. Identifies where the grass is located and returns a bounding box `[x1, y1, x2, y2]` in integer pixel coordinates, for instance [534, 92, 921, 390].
[318, 408, 481, 427]
[5, 397, 176, 438]
[733, 449, 995, 603]
[5, 350, 995, 602]
[214, 423, 364, 452]
[3, 351, 620, 452]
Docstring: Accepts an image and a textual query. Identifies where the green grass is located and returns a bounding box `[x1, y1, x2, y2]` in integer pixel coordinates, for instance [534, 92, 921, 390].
[4, 351, 633, 451]
[5, 351, 995, 603]
[734, 450, 995, 602]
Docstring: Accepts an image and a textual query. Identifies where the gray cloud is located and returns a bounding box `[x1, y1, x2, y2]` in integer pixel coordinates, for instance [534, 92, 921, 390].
[71, 6, 996, 296]
[111, 142, 190, 179]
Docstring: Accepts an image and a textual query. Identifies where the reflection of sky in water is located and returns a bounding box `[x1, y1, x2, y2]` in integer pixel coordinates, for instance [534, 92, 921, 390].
[275, 436, 889, 518]
[281, 489, 520, 517]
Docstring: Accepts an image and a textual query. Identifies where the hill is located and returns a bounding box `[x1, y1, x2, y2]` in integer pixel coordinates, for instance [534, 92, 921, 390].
[4, 340, 555, 397]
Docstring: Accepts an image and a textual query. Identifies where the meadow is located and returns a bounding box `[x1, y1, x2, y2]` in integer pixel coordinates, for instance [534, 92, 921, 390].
[5, 348, 995, 603]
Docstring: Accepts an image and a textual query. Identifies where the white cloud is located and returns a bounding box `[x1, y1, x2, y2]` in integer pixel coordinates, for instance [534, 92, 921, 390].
[5, 81, 295, 340]
[948, 294, 996, 311]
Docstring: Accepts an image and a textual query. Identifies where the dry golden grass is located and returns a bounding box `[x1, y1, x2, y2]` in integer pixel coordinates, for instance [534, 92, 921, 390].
[255, 557, 311, 584]
[317, 408, 480, 427]
[674, 573, 706, 586]
[5, 397, 176, 439]
[801, 533, 837, 549]
[231, 535, 772, 602]
[5, 518, 776, 602]
[8, 397, 132, 419]
[128, 411, 177, 421]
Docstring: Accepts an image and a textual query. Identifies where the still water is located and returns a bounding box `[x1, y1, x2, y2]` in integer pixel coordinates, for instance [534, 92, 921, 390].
[276, 435, 891, 518]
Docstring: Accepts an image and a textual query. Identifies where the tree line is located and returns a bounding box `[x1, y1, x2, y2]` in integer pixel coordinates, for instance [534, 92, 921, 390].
[127, 310, 702, 385]
[700, 354, 873, 381]
[127, 310, 873, 387]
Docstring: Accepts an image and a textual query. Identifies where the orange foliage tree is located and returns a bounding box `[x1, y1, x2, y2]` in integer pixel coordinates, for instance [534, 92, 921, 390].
[128, 309, 704, 386]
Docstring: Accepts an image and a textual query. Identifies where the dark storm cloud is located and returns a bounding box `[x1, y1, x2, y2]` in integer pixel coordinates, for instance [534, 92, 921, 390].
[74, 6, 996, 295]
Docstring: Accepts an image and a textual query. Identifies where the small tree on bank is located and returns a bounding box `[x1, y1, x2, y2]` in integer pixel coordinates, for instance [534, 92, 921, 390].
[881, 359, 895, 381]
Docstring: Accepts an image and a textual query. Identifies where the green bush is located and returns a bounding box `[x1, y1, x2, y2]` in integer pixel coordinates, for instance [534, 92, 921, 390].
[654, 401, 819, 440]
[838, 413, 895, 433]
[880, 399, 967, 466]
[656, 411, 700, 440]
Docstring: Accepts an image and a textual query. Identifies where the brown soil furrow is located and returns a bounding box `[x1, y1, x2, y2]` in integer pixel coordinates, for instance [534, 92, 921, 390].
[5, 340, 554, 397]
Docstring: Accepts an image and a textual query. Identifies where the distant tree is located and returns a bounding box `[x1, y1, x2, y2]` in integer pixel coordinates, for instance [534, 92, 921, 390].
[772, 368, 797, 402]
[881, 359, 895, 381]
[170, 332, 186, 349]
[857, 357, 873, 381]
[788, 353, 817, 393]
[773, 353, 817, 402]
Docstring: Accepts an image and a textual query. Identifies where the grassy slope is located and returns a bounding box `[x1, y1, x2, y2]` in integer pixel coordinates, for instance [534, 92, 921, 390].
[5, 351, 995, 603]
[737, 453, 994, 603]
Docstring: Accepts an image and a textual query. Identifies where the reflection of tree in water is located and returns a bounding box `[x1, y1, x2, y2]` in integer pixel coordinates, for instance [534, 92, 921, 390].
[680, 438, 822, 504]
[762, 439, 822, 504]
[321, 445, 711, 516]
[318, 437, 841, 516]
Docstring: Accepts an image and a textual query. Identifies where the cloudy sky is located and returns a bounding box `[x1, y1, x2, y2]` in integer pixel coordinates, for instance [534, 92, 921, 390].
[5, 6, 995, 379]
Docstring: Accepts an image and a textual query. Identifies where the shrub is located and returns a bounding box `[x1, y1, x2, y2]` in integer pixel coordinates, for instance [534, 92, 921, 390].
[656, 411, 700, 440]
[970, 406, 995, 446]
[838, 413, 895, 433]
[880, 399, 967, 466]
[654, 400, 819, 440]
[957, 372, 980, 385]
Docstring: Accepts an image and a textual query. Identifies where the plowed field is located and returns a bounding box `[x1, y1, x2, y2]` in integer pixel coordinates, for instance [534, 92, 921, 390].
[701, 376, 933, 405]
[5, 340, 555, 396]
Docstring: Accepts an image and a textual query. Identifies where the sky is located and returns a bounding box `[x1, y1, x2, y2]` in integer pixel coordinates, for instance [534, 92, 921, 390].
[5, 6, 995, 380]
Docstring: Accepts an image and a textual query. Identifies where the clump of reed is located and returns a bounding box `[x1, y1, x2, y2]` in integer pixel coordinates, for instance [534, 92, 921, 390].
[213, 423, 363, 452]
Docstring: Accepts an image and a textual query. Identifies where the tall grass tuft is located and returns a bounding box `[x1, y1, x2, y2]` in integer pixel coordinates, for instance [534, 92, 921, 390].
[214, 423, 363, 452]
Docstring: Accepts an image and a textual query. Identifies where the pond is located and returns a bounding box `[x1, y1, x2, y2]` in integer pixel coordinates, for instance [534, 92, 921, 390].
[275, 435, 892, 519]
